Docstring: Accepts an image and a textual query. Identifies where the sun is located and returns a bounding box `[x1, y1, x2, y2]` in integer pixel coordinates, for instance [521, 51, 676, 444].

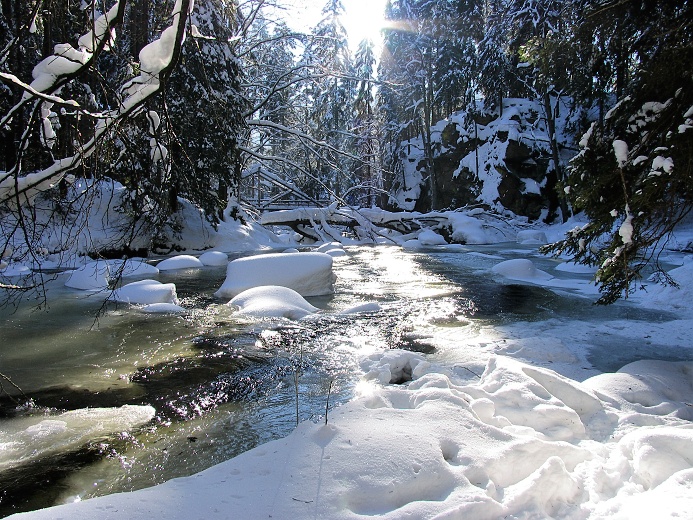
[341, 0, 389, 50]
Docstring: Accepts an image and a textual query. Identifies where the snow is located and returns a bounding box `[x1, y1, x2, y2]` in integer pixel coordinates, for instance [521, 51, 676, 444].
[64, 259, 159, 290]
[517, 229, 548, 245]
[156, 254, 204, 270]
[228, 285, 319, 320]
[10, 353, 693, 520]
[214, 252, 335, 299]
[108, 279, 180, 305]
[492, 258, 554, 282]
[0, 405, 155, 474]
[417, 229, 448, 246]
[198, 251, 228, 266]
[64, 261, 111, 290]
[613, 139, 629, 168]
[139, 302, 186, 314]
[618, 206, 634, 245]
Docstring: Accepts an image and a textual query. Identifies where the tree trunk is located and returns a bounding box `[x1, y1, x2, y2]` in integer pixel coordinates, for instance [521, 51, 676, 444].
[543, 91, 569, 222]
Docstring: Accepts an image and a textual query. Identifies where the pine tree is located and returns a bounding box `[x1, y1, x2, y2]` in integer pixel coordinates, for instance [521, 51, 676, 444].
[166, 0, 246, 225]
[302, 0, 354, 199]
[353, 38, 381, 207]
[543, 0, 693, 303]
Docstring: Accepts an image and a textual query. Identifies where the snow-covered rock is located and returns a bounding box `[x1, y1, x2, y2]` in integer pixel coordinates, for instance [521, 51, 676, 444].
[517, 229, 548, 245]
[215, 252, 335, 299]
[417, 229, 448, 246]
[140, 303, 186, 314]
[109, 279, 179, 305]
[0, 263, 31, 277]
[156, 254, 204, 270]
[198, 251, 228, 267]
[64, 261, 111, 290]
[492, 258, 553, 282]
[228, 285, 319, 320]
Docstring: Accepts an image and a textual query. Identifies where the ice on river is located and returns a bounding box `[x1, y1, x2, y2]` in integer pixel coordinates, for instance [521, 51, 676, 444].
[10, 354, 692, 520]
[0, 405, 155, 474]
[214, 251, 335, 299]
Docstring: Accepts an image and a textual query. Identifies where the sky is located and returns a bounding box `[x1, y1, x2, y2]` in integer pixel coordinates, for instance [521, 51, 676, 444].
[284, 0, 390, 51]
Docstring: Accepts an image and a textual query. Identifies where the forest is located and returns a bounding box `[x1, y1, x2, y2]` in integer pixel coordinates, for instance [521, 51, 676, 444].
[1, 0, 692, 303]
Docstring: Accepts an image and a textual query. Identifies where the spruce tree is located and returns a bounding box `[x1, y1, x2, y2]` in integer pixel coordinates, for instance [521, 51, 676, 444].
[543, 0, 693, 303]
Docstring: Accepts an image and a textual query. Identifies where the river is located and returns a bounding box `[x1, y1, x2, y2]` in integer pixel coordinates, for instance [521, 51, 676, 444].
[0, 244, 686, 517]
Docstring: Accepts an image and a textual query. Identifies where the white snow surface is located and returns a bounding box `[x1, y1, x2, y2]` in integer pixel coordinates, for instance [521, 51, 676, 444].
[156, 254, 204, 270]
[108, 279, 179, 305]
[64, 259, 159, 290]
[228, 285, 319, 320]
[10, 354, 693, 520]
[198, 251, 228, 266]
[492, 258, 554, 282]
[215, 252, 335, 299]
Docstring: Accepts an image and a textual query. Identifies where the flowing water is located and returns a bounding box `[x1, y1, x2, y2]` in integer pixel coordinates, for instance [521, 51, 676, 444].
[0, 244, 687, 517]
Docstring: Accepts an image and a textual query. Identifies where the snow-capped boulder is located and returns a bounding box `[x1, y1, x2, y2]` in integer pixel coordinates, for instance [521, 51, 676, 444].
[417, 229, 448, 246]
[109, 279, 179, 305]
[65, 261, 111, 290]
[492, 258, 553, 282]
[215, 252, 335, 299]
[228, 285, 319, 320]
[199, 251, 228, 266]
[156, 255, 204, 270]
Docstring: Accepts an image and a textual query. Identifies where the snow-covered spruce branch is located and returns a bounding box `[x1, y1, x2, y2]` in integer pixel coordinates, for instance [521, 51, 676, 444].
[0, 0, 193, 207]
[1, 2, 126, 125]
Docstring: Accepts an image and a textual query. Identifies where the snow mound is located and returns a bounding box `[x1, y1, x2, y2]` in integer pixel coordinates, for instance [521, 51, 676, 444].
[361, 350, 430, 385]
[517, 229, 548, 245]
[418, 229, 448, 246]
[156, 254, 204, 270]
[339, 302, 382, 315]
[555, 261, 597, 274]
[64, 261, 111, 290]
[109, 279, 179, 305]
[633, 261, 693, 312]
[228, 285, 318, 320]
[447, 212, 515, 244]
[198, 251, 228, 266]
[65, 260, 160, 291]
[215, 252, 335, 299]
[316, 241, 347, 257]
[492, 258, 553, 282]
[583, 360, 693, 417]
[0, 405, 155, 474]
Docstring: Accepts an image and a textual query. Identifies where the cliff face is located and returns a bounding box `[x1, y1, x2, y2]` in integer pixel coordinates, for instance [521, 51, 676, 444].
[391, 98, 580, 222]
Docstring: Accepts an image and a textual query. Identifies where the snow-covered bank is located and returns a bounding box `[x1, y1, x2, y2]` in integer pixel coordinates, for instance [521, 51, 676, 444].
[9, 354, 693, 520]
